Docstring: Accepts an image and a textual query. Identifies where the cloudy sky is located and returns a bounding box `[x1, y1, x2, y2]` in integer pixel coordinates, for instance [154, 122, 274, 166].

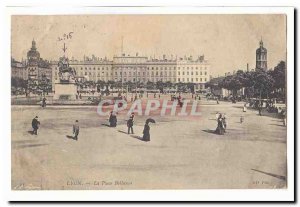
[11, 15, 286, 76]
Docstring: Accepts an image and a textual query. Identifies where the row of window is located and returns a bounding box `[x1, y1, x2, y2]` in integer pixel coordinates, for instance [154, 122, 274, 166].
[178, 78, 207, 82]
[178, 71, 207, 75]
[54, 66, 208, 71]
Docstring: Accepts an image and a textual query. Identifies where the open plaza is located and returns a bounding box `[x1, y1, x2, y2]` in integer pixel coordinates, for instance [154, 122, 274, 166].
[11, 94, 287, 190]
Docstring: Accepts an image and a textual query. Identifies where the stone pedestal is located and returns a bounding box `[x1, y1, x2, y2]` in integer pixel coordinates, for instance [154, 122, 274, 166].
[53, 83, 77, 100]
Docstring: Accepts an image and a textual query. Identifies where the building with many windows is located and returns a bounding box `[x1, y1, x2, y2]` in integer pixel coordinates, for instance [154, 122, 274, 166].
[11, 40, 52, 93]
[11, 58, 27, 80]
[51, 53, 211, 90]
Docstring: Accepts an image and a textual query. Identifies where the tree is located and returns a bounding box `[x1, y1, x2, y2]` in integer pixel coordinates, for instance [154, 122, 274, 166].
[272, 61, 286, 91]
[253, 70, 275, 99]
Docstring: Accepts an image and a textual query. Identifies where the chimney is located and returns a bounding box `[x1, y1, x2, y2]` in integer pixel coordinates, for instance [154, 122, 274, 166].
[247, 63, 249, 72]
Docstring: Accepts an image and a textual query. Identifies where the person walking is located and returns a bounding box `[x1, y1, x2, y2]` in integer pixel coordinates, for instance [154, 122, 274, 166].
[243, 103, 247, 112]
[73, 120, 80, 141]
[215, 114, 225, 135]
[258, 104, 262, 116]
[31, 116, 40, 135]
[222, 113, 227, 132]
[109, 111, 117, 127]
[143, 122, 150, 141]
[282, 109, 287, 126]
[127, 113, 134, 134]
[42, 97, 47, 108]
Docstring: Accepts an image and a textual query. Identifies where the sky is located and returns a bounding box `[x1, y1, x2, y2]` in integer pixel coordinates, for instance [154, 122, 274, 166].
[11, 15, 286, 76]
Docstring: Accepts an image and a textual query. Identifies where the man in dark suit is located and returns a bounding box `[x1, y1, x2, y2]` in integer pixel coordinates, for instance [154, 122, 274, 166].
[31, 116, 40, 135]
[127, 113, 134, 134]
[73, 120, 80, 141]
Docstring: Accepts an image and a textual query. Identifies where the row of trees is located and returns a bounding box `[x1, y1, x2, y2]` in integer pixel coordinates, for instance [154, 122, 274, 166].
[80, 80, 198, 93]
[206, 61, 286, 99]
[11, 76, 52, 95]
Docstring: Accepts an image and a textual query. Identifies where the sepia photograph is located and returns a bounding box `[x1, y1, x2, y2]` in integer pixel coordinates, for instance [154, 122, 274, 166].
[7, 6, 294, 201]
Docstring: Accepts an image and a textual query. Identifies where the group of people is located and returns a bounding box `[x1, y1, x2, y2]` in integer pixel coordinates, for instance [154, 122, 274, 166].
[109, 111, 152, 141]
[31, 116, 80, 140]
[215, 112, 227, 135]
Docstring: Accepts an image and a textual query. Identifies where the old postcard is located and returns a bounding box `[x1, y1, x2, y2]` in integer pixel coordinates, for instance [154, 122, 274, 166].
[8, 6, 294, 201]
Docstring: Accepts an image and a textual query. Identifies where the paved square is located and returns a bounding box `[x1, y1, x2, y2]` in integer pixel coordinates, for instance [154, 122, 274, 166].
[11, 98, 287, 190]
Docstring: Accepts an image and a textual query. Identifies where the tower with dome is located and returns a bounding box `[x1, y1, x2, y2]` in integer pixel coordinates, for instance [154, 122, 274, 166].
[255, 38, 268, 71]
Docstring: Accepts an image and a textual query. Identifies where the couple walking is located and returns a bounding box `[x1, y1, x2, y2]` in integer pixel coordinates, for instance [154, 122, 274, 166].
[215, 113, 227, 135]
[127, 113, 154, 142]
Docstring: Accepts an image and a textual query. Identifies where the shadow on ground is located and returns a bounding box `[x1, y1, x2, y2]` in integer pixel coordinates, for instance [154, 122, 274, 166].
[66, 135, 77, 140]
[13, 143, 49, 149]
[251, 169, 286, 181]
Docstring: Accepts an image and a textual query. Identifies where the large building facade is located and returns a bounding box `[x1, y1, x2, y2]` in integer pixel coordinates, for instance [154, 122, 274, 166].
[11, 40, 52, 92]
[11, 58, 27, 80]
[256, 39, 268, 71]
[52, 53, 210, 90]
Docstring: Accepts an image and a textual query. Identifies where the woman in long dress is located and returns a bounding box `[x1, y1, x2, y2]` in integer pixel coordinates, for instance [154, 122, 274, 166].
[215, 114, 225, 135]
[243, 103, 247, 112]
[143, 123, 150, 141]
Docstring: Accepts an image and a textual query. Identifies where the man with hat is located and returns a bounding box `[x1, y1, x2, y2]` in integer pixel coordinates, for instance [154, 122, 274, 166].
[127, 112, 135, 134]
[73, 120, 80, 141]
[31, 116, 40, 135]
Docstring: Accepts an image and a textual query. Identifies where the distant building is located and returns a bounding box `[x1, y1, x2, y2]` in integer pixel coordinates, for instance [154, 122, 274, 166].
[51, 53, 210, 90]
[256, 39, 268, 71]
[11, 58, 27, 80]
[27, 39, 52, 86]
[11, 39, 52, 93]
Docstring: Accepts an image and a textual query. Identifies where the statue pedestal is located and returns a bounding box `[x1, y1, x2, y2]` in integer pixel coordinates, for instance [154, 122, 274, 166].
[53, 83, 77, 100]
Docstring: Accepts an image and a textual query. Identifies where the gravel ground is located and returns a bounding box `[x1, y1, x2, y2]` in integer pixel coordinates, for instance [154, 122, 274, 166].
[11, 97, 287, 190]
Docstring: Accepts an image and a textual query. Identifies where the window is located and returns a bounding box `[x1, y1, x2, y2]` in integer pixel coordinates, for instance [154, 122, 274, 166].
[178, 78, 180, 82]
[196, 78, 198, 81]
[187, 72, 189, 75]
[200, 78, 202, 81]
[191, 72, 193, 75]
[183, 72, 185, 75]
[200, 72, 202, 75]
[205, 78, 207, 81]
[196, 72, 198, 75]
[191, 78, 193, 82]
[205, 72, 207, 75]
[187, 78, 189, 82]
[178, 72, 180, 75]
